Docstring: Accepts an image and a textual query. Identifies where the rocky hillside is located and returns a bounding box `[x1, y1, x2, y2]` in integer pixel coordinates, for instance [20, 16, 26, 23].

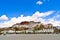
[0, 21, 60, 34]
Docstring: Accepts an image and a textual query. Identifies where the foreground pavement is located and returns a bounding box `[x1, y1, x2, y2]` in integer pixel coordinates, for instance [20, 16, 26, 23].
[0, 34, 60, 40]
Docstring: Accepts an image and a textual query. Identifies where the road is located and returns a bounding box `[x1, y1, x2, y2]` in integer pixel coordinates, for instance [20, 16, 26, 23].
[0, 34, 60, 40]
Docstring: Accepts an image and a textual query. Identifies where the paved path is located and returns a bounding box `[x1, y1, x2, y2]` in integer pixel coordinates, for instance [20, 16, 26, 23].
[0, 34, 60, 40]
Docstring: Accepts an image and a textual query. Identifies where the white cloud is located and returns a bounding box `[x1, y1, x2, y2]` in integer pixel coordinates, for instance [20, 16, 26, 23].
[0, 15, 8, 20]
[0, 11, 55, 28]
[48, 21, 60, 26]
[47, 13, 60, 26]
[36, 1, 43, 5]
[33, 11, 54, 17]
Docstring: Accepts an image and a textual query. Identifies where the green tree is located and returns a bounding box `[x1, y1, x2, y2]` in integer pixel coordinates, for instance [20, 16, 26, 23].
[33, 30, 35, 34]
[59, 29, 60, 33]
[14, 27, 18, 34]
[54, 27, 59, 34]
[34, 25, 39, 30]
[33, 25, 39, 34]
[39, 24, 44, 30]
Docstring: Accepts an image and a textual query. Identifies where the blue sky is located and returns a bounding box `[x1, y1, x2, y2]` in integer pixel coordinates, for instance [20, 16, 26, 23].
[0, 0, 60, 27]
[0, 0, 60, 17]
